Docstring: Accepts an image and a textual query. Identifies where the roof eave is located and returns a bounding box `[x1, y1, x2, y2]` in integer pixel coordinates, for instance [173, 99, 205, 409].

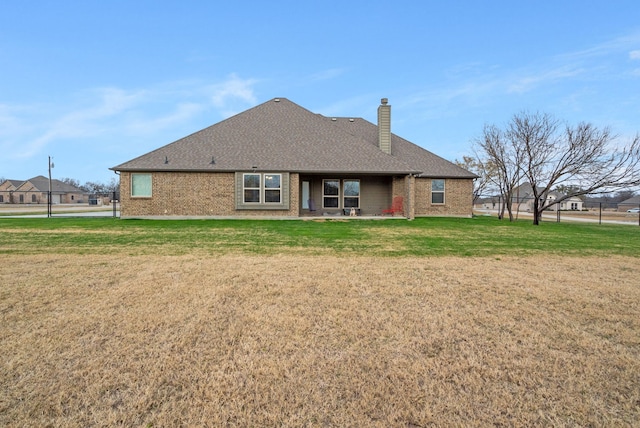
[111, 166, 422, 175]
[417, 173, 480, 179]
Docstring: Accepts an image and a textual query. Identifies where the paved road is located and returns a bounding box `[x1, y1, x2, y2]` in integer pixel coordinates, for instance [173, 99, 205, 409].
[0, 204, 119, 218]
[1, 211, 119, 219]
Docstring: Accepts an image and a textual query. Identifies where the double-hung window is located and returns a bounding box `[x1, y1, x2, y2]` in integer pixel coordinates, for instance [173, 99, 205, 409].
[431, 179, 445, 204]
[323, 179, 340, 208]
[237, 172, 288, 210]
[243, 174, 261, 203]
[343, 180, 360, 208]
[322, 179, 360, 209]
[243, 173, 282, 204]
[264, 174, 281, 203]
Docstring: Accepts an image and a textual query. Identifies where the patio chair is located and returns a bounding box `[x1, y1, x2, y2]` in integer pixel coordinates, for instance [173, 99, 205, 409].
[308, 199, 316, 213]
[382, 196, 404, 216]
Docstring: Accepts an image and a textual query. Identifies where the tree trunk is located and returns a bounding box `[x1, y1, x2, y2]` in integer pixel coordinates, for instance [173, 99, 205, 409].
[532, 198, 540, 225]
[504, 191, 514, 221]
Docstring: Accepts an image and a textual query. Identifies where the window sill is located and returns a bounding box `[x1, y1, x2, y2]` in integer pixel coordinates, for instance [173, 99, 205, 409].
[236, 204, 288, 210]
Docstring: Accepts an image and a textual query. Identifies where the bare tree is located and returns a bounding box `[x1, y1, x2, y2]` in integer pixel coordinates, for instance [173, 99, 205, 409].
[612, 189, 636, 202]
[84, 177, 120, 196]
[475, 111, 640, 225]
[60, 177, 82, 188]
[455, 155, 496, 205]
[58, 177, 120, 196]
[508, 112, 559, 224]
[474, 124, 525, 221]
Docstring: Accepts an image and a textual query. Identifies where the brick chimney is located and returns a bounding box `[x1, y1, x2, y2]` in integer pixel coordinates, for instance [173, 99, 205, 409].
[377, 98, 391, 154]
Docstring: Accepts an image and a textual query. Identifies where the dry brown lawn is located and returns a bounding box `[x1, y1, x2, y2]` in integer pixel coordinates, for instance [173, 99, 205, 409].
[1, 254, 639, 427]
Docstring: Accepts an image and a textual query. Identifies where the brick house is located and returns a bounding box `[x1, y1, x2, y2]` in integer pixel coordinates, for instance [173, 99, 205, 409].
[111, 98, 477, 219]
[0, 176, 86, 204]
[618, 196, 640, 212]
[511, 183, 584, 212]
[0, 179, 23, 204]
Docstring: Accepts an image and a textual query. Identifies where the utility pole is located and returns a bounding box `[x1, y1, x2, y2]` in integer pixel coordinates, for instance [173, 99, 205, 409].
[48, 156, 54, 218]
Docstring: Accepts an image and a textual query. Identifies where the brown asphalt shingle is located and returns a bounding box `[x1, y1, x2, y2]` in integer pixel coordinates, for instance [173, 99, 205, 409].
[16, 176, 85, 193]
[112, 98, 477, 178]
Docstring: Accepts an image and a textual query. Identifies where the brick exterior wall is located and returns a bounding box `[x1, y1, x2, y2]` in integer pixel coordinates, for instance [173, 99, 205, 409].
[414, 178, 473, 217]
[119, 171, 299, 218]
[0, 191, 84, 204]
[119, 171, 471, 218]
[0, 181, 16, 203]
[390, 176, 406, 216]
[1, 180, 85, 204]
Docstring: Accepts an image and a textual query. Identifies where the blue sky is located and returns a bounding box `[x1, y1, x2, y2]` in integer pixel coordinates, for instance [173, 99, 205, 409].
[1, 1, 639, 184]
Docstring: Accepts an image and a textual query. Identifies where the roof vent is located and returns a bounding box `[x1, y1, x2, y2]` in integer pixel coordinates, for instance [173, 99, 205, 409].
[274, 98, 280, 102]
[331, 118, 337, 121]
[349, 118, 355, 122]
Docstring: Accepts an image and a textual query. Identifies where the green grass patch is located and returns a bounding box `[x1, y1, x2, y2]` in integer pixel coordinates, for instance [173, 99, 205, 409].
[1, 216, 638, 257]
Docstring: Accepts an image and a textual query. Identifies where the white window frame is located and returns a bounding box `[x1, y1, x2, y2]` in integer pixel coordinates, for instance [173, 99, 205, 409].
[131, 173, 153, 198]
[263, 174, 282, 204]
[323, 179, 340, 208]
[243, 173, 261, 203]
[240, 173, 284, 206]
[235, 171, 290, 210]
[431, 179, 445, 204]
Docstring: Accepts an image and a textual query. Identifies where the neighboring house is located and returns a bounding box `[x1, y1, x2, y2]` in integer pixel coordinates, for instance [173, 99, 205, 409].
[475, 196, 502, 211]
[514, 184, 583, 212]
[618, 196, 640, 212]
[481, 183, 583, 212]
[544, 191, 583, 211]
[1, 176, 86, 204]
[0, 179, 23, 203]
[111, 98, 478, 219]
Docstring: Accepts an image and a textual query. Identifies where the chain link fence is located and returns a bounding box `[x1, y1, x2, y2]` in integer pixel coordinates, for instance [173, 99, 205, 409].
[0, 191, 120, 218]
[475, 195, 640, 226]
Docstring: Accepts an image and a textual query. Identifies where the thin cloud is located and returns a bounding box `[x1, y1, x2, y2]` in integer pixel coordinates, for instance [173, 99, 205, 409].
[125, 102, 204, 136]
[558, 30, 640, 61]
[14, 87, 147, 158]
[507, 65, 585, 94]
[209, 74, 258, 114]
[0, 104, 26, 139]
[2, 76, 261, 161]
[408, 30, 640, 115]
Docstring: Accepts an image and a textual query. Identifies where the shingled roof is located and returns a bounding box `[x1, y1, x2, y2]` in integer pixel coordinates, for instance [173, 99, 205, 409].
[17, 176, 85, 193]
[112, 98, 477, 178]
